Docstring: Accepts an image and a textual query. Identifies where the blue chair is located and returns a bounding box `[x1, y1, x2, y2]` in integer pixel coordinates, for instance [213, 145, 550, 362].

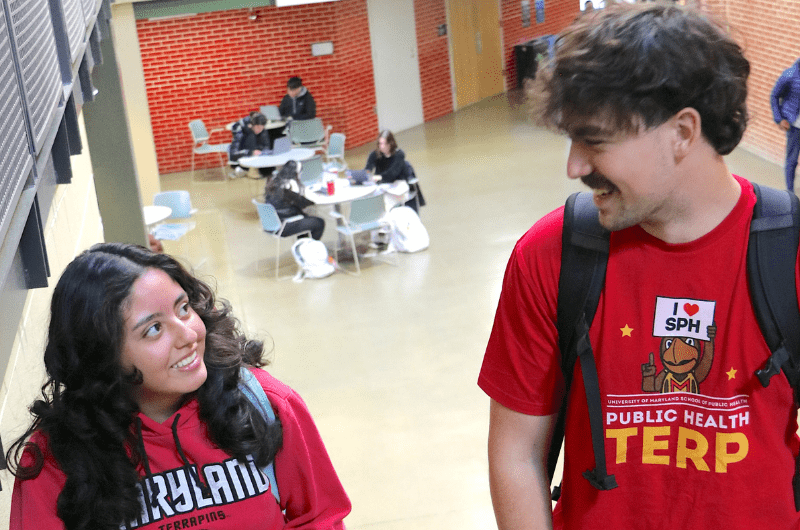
[288, 118, 331, 151]
[151, 191, 197, 242]
[154, 191, 197, 219]
[331, 193, 394, 275]
[188, 119, 230, 179]
[324, 132, 347, 171]
[252, 198, 311, 279]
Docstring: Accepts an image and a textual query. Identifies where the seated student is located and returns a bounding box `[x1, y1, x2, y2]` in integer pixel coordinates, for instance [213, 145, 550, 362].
[230, 112, 271, 161]
[230, 113, 274, 177]
[7, 242, 351, 529]
[365, 130, 426, 213]
[365, 130, 406, 184]
[228, 111, 259, 176]
[279, 77, 316, 121]
[264, 160, 325, 240]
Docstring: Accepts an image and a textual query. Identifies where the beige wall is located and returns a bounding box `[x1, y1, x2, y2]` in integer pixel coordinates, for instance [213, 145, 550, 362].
[112, 2, 162, 205]
[0, 114, 105, 521]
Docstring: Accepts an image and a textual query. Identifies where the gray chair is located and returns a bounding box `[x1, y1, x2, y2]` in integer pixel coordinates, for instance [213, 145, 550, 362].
[330, 193, 395, 275]
[252, 198, 310, 279]
[288, 118, 331, 152]
[324, 132, 347, 171]
[189, 119, 230, 179]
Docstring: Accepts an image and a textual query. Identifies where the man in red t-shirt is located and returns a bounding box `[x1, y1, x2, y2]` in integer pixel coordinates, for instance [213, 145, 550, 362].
[479, 4, 800, 530]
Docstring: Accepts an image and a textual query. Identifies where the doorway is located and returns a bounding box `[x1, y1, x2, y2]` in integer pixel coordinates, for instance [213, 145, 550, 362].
[367, 0, 424, 134]
[448, 0, 504, 109]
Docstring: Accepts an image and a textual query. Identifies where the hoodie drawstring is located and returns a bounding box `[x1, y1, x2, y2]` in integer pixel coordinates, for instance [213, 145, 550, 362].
[171, 413, 211, 497]
[136, 417, 162, 508]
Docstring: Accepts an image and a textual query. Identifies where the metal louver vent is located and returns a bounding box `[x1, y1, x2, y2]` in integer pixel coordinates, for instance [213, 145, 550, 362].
[61, 0, 85, 63]
[81, 0, 95, 24]
[0, 3, 34, 251]
[8, 0, 62, 155]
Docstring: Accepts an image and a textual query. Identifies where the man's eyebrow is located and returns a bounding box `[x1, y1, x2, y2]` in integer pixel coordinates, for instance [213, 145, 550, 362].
[569, 124, 611, 139]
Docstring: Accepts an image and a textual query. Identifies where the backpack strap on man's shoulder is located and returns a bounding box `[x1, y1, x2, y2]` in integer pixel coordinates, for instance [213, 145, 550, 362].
[746, 183, 800, 511]
[748, 183, 800, 389]
[551, 192, 617, 499]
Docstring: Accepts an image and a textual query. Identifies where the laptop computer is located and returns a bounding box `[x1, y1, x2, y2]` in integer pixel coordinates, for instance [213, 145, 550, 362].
[346, 169, 371, 185]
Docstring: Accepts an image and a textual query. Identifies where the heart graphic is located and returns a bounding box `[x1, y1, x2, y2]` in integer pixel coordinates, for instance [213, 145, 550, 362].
[684, 303, 699, 316]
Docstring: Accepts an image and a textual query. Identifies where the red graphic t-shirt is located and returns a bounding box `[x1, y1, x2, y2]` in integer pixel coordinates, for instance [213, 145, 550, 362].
[479, 176, 800, 529]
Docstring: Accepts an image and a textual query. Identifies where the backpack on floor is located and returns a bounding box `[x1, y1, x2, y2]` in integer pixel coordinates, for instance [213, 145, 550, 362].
[387, 206, 429, 253]
[550, 183, 800, 509]
[291, 239, 335, 281]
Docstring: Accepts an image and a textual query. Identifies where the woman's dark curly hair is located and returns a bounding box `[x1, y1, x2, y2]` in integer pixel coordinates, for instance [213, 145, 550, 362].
[5, 242, 283, 529]
[530, 3, 750, 155]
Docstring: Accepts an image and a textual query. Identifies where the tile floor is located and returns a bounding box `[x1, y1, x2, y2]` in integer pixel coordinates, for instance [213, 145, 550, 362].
[158, 93, 784, 529]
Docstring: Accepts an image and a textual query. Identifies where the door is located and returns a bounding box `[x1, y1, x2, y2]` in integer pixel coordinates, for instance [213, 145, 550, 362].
[367, 0, 424, 133]
[448, 0, 504, 109]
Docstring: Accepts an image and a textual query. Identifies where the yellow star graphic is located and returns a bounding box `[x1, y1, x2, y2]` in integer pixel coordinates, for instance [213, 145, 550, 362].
[620, 324, 633, 337]
[726, 367, 737, 380]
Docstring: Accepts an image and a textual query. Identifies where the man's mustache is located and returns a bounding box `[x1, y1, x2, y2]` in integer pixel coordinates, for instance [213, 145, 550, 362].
[581, 172, 618, 192]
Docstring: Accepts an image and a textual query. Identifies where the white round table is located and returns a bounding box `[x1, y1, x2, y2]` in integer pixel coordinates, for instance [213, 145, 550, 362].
[143, 205, 172, 227]
[303, 180, 381, 205]
[237, 148, 316, 169]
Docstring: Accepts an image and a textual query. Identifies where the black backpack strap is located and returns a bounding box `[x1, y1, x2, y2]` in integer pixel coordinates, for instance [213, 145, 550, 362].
[749, 183, 800, 388]
[746, 183, 800, 511]
[551, 192, 617, 500]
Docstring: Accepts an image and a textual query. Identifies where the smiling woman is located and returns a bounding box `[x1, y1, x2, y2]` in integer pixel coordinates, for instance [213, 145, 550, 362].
[5, 243, 350, 530]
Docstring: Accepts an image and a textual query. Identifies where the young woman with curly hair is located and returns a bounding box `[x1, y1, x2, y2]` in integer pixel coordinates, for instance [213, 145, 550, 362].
[7, 242, 350, 529]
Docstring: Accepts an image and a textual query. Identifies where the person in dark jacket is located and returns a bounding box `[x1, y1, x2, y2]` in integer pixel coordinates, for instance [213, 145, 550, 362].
[230, 112, 271, 162]
[771, 58, 800, 192]
[263, 160, 325, 240]
[365, 130, 426, 212]
[365, 130, 406, 183]
[279, 77, 316, 121]
[230, 113, 275, 177]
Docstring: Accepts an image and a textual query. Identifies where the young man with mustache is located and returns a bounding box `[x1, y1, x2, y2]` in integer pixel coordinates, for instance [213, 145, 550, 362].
[479, 4, 800, 529]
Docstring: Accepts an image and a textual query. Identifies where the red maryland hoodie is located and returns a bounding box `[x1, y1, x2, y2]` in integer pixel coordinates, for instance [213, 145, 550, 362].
[11, 368, 351, 529]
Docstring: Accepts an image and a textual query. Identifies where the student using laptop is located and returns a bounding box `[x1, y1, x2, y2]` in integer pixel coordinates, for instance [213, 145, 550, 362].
[279, 77, 316, 121]
[365, 130, 406, 184]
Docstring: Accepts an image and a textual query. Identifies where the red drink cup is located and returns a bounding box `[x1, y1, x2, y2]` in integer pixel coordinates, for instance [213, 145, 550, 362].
[327, 179, 335, 195]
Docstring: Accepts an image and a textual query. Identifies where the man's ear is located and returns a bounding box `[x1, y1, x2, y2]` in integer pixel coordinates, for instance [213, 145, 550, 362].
[672, 107, 702, 159]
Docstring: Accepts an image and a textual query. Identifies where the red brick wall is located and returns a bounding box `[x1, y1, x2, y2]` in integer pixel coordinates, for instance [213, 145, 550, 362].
[704, 0, 800, 165]
[414, 0, 453, 122]
[500, 0, 579, 89]
[137, 0, 378, 174]
[498, 0, 799, 166]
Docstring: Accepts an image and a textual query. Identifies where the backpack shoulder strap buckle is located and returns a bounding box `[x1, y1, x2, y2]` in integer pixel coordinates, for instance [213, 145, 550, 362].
[755, 343, 791, 387]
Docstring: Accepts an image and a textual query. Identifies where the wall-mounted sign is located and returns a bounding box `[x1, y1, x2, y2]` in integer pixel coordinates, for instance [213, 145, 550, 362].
[311, 41, 334, 56]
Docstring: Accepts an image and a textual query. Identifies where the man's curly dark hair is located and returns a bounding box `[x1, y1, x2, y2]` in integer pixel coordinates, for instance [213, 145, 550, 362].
[530, 3, 750, 155]
[6, 242, 283, 529]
